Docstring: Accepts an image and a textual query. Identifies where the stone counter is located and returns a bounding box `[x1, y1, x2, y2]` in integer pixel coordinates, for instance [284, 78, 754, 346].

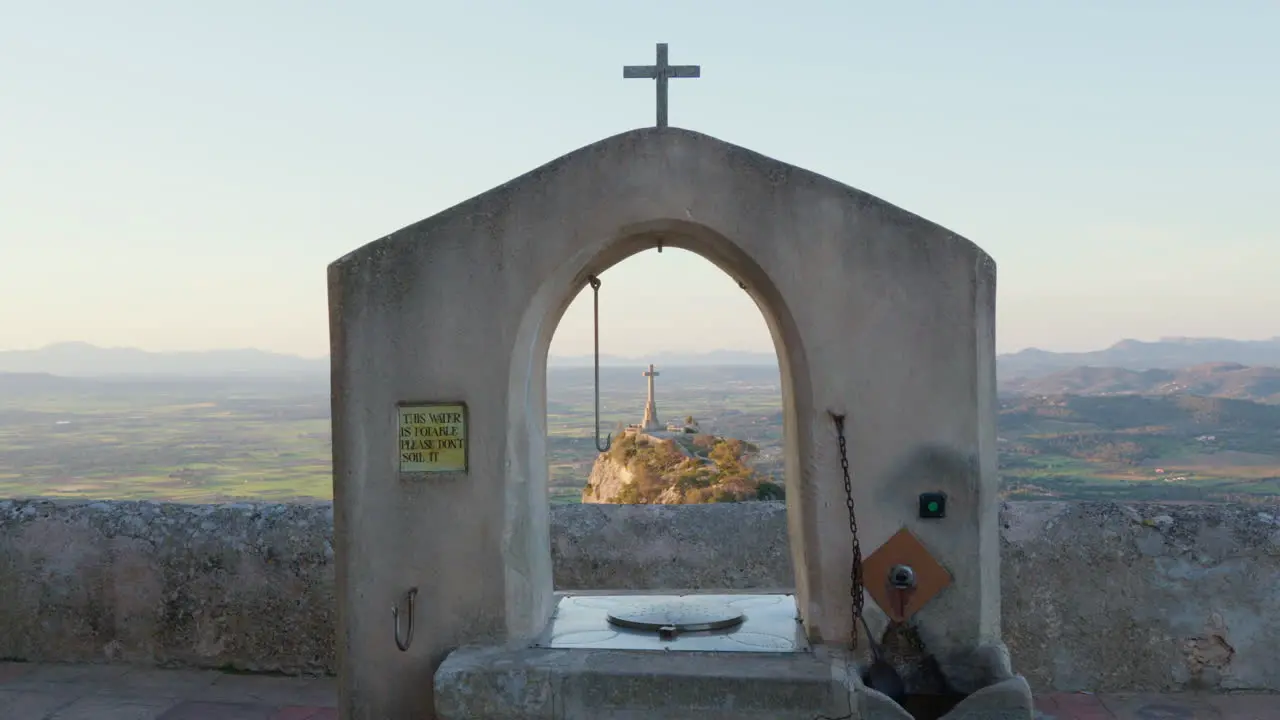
[1, 499, 1277, 693]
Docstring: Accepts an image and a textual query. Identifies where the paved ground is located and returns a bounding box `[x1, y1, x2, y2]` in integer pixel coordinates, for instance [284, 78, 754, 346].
[0, 662, 334, 720]
[0, 661, 1275, 718]
[1033, 691, 1277, 719]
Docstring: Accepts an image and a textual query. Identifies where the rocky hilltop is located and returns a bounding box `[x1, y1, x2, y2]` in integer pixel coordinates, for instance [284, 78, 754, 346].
[582, 430, 783, 504]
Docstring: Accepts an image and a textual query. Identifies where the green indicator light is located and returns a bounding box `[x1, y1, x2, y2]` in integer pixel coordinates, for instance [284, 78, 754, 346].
[927, 502, 939, 513]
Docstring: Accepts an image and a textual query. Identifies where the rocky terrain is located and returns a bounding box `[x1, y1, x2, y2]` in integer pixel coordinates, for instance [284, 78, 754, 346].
[582, 430, 783, 504]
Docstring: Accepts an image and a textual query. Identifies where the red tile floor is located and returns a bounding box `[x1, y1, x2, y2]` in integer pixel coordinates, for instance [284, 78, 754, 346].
[0, 661, 1274, 718]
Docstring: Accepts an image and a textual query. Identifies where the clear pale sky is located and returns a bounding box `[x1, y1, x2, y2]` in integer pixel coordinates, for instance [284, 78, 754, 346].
[3, 1, 1276, 359]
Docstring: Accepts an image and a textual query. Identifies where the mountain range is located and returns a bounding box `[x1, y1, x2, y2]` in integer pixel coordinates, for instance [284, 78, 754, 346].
[0, 342, 327, 377]
[1001, 362, 1280, 404]
[3, 337, 1280, 380]
[997, 337, 1280, 379]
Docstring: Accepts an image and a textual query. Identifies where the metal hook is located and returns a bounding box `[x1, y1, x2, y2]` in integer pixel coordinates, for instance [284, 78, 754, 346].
[588, 275, 612, 453]
[392, 587, 418, 652]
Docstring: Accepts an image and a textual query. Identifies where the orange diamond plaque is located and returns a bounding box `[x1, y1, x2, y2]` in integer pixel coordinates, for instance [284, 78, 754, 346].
[861, 527, 952, 623]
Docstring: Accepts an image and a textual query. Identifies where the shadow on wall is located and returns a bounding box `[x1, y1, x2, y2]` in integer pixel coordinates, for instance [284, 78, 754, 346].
[876, 444, 979, 509]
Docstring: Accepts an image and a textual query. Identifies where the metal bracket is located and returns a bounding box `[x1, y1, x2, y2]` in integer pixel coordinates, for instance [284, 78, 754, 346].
[392, 587, 418, 652]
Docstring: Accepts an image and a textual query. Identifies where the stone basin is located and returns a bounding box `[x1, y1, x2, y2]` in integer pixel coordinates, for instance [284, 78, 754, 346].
[434, 594, 1033, 718]
[434, 642, 1033, 719]
[854, 643, 1035, 719]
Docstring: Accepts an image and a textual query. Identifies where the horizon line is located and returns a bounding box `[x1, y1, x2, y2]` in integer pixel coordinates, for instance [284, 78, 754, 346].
[3, 335, 1280, 359]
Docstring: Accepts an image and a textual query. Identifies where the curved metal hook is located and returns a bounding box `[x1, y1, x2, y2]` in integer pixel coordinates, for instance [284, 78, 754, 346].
[392, 587, 418, 652]
[589, 275, 611, 453]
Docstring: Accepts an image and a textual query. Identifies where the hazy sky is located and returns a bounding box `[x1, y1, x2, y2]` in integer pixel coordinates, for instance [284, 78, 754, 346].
[3, 1, 1276, 359]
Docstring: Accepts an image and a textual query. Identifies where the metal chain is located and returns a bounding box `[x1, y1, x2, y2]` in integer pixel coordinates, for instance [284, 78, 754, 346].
[832, 413, 865, 649]
[589, 275, 611, 453]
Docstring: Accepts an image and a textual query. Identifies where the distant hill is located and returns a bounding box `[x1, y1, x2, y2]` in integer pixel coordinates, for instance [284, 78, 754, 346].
[0, 372, 90, 396]
[0, 342, 328, 377]
[998, 337, 1280, 379]
[998, 393, 1280, 475]
[1, 343, 774, 376]
[1000, 393, 1280, 437]
[7, 336, 1280, 381]
[998, 393, 1280, 504]
[554, 337, 1280, 374]
[1000, 363, 1280, 404]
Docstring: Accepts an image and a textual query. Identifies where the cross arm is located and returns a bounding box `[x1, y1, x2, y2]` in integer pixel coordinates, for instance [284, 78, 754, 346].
[668, 65, 700, 78]
[623, 66, 657, 79]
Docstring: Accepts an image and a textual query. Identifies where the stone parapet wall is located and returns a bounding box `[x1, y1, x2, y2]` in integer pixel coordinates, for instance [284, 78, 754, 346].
[0, 499, 335, 675]
[1, 499, 1276, 692]
[1002, 501, 1279, 693]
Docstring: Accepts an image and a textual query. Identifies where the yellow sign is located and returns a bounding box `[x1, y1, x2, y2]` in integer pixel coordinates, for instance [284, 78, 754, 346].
[398, 403, 468, 473]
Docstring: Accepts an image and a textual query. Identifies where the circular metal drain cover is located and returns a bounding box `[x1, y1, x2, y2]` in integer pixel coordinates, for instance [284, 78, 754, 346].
[606, 598, 745, 637]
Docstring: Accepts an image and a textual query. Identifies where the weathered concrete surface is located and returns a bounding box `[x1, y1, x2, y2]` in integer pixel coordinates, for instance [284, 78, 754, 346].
[434, 640, 1034, 719]
[0, 661, 337, 718]
[2, 499, 1278, 696]
[551, 502, 792, 590]
[1001, 501, 1280, 694]
[0, 499, 334, 675]
[434, 645, 842, 720]
[3, 661, 1270, 720]
[328, 126, 1000, 718]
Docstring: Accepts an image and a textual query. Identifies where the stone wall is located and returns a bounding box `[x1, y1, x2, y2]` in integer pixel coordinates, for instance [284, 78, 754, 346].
[1, 498, 1277, 693]
[0, 499, 334, 675]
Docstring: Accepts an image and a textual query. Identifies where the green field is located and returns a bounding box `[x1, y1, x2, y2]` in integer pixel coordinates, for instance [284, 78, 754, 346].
[2, 369, 1278, 505]
[997, 394, 1280, 504]
[0, 378, 332, 502]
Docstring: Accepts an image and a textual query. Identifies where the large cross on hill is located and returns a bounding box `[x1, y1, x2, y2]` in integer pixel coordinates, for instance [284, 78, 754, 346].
[643, 364, 660, 404]
[623, 43, 701, 128]
[641, 363, 662, 431]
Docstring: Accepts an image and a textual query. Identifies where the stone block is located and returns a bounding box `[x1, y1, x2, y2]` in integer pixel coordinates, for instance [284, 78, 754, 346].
[434, 645, 847, 719]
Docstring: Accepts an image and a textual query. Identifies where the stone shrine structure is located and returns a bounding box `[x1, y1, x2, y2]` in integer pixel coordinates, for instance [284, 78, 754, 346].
[640, 363, 662, 431]
[328, 123, 1025, 718]
[328, 43, 1024, 719]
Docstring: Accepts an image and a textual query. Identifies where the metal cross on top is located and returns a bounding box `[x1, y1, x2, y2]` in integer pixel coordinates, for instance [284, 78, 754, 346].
[623, 43, 701, 128]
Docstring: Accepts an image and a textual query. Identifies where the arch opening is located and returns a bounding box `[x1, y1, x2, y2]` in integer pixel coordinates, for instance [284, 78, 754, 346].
[548, 247, 781, 507]
[504, 219, 819, 643]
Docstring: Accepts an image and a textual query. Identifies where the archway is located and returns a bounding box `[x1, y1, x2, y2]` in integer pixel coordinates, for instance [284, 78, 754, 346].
[545, 246, 783, 508]
[328, 127, 1001, 719]
[504, 220, 817, 637]
[541, 240, 798, 599]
